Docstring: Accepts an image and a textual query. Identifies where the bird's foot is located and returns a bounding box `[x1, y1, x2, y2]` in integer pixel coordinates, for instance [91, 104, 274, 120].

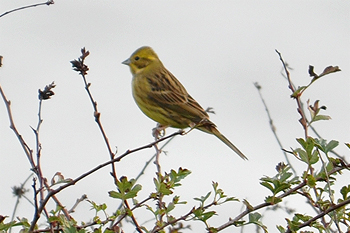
[152, 124, 168, 139]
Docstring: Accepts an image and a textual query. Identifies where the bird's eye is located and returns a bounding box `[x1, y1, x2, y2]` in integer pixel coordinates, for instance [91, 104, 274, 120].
[135, 56, 140, 61]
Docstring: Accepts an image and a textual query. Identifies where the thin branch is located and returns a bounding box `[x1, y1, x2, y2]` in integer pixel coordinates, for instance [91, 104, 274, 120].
[68, 194, 88, 214]
[0, 1, 54, 18]
[0, 84, 35, 169]
[135, 135, 177, 182]
[254, 82, 296, 175]
[71, 49, 143, 232]
[275, 49, 308, 139]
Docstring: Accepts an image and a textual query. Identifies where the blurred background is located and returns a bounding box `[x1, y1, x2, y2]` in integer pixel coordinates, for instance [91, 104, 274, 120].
[0, 1, 349, 232]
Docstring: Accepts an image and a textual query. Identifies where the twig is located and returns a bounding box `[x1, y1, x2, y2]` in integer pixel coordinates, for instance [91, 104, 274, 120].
[114, 131, 183, 162]
[254, 82, 296, 175]
[275, 49, 308, 139]
[0, 0, 54, 18]
[71, 49, 144, 232]
[135, 135, 177, 182]
[0, 84, 35, 168]
[68, 195, 88, 214]
[32, 98, 49, 222]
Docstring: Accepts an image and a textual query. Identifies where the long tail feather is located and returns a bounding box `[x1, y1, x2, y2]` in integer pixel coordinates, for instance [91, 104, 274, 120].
[198, 124, 248, 160]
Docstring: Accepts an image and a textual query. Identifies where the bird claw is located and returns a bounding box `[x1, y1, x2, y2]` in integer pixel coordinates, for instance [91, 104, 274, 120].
[152, 124, 167, 139]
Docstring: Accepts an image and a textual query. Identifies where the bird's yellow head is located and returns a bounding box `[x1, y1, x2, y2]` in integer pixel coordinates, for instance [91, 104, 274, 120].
[122, 46, 161, 75]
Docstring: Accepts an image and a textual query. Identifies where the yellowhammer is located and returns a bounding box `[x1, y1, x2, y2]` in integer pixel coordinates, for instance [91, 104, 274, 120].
[122, 46, 247, 160]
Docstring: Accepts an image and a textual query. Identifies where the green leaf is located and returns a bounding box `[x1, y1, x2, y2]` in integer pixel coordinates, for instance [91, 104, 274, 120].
[166, 202, 175, 212]
[193, 208, 217, 222]
[276, 225, 286, 233]
[109, 177, 142, 200]
[309, 150, 319, 164]
[249, 212, 262, 222]
[248, 212, 268, 233]
[315, 139, 340, 154]
[124, 184, 142, 199]
[200, 211, 216, 221]
[294, 148, 308, 163]
[325, 140, 339, 153]
[340, 185, 350, 200]
[280, 171, 293, 183]
[224, 196, 239, 202]
[306, 174, 316, 188]
[291, 86, 307, 98]
[157, 182, 173, 195]
[260, 181, 274, 193]
[265, 196, 282, 204]
[243, 199, 254, 211]
[108, 191, 122, 199]
[295, 137, 319, 164]
[296, 138, 306, 148]
[194, 191, 211, 203]
[312, 114, 331, 122]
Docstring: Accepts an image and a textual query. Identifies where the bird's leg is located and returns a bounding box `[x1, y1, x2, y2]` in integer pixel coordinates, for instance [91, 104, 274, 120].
[152, 123, 168, 139]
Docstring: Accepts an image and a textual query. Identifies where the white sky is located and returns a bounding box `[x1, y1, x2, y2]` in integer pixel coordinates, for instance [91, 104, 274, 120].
[0, 1, 349, 232]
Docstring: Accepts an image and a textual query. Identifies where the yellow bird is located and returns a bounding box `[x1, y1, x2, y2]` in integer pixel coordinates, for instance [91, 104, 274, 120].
[122, 46, 247, 160]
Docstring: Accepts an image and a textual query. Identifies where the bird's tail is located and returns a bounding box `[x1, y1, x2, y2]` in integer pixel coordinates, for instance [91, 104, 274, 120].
[197, 124, 248, 160]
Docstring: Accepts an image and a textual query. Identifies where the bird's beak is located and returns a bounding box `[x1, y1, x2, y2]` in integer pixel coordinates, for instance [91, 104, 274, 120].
[122, 58, 131, 65]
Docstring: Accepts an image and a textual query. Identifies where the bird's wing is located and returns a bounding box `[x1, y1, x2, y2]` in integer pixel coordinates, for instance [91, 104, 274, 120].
[145, 68, 209, 122]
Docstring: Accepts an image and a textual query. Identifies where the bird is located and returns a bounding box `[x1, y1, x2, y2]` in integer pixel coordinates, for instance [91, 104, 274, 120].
[122, 46, 247, 160]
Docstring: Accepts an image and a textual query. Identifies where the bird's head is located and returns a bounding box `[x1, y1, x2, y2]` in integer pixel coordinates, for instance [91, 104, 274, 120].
[122, 46, 161, 75]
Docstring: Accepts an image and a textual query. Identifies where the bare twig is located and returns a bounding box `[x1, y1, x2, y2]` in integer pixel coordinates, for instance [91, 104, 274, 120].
[254, 82, 297, 175]
[0, 0, 54, 18]
[68, 195, 88, 214]
[71, 48, 148, 232]
[0, 84, 35, 168]
[135, 135, 177, 182]
[71, 48, 118, 185]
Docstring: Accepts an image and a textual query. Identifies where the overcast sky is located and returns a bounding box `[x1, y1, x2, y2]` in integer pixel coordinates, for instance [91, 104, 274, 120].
[1, 1, 349, 232]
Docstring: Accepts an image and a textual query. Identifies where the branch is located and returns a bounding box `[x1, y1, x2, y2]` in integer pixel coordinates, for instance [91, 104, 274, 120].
[71, 49, 145, 232]
[275, 49, 308, 138]
[0, 0, 54, 18]
[0, 84, 35, 169]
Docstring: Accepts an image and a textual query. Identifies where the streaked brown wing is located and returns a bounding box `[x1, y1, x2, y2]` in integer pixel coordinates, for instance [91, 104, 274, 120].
[145, 67, 209, 123]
